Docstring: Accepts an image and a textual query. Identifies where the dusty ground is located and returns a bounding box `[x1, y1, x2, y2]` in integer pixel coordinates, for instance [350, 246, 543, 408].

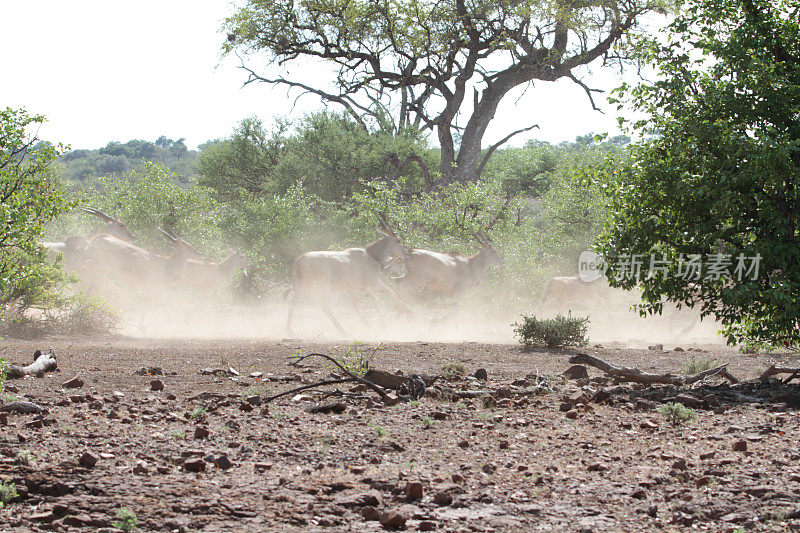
[0, 336, 799, 532]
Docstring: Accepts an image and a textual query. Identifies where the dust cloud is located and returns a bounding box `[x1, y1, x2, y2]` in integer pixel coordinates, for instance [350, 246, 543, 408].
[101, 281, 725, 348]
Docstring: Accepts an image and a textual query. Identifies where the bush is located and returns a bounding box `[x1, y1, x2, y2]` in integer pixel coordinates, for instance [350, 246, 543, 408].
[513, 313, 590, 349]
[658, 402, 695, 426]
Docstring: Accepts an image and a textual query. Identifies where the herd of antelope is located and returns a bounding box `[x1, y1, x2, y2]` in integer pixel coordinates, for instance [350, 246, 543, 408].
[41, 208, 249, 302]
[42, 210, 504, 335]
[42, 209, 701, 338]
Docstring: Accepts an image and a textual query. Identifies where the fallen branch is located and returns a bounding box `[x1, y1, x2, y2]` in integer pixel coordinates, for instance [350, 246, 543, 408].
[6, 349, 57, 379]
[0, 401, 48, 414]
[263, 378, 354, 404]
[759, 365, 800, 383]
[291, 353, 393, 402]
[569, 353, 738, 386]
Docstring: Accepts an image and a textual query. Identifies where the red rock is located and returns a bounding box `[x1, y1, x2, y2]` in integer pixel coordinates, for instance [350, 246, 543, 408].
[183, 458, 206, 472]
[405, 481, 423, 500]
[214, 455, 233, 470]
[379, 508, 407, 530]
[361, 506, 381, 521]
[194, 426, 210, 439]
[78, 452, 98, 468]
[62, 376, 84, 389]
[150, 379, 164, 391]
[733, 440, 748, 452]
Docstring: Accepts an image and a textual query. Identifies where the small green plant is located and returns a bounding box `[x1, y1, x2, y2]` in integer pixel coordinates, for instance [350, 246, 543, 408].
[331, 342, 376, 377]
[170, 431, 186, 440]
[684, 357, 718, 374]
[372, 424, 388, 437]
[113, 507, 138, 531]
[16, 450, 35, 465]
[409, 400, 421, 407]
[420, 416, 435, 428]
[271, 409, 289, 420]
[2, 393, 19, 403]
[441, 362, 466, 379]
[0, 480, 18, 507]
[189, 407, 207, 419]
[658, 402, 696, 426]
[513, 313, 589, 349]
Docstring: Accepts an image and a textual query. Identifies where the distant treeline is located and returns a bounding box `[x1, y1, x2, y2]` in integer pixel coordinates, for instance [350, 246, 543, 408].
[59, 136, 200, 183]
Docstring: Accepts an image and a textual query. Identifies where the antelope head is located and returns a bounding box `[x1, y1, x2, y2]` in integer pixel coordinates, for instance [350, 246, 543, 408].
[475, 233, 504, 267]
[82, 207, 137, 243]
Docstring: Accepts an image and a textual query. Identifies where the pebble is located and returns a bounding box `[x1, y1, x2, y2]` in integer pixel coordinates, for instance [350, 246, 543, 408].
[379, 508, 407, 530]
[78, 452, 98, 468]
[62, 376, 84, 389]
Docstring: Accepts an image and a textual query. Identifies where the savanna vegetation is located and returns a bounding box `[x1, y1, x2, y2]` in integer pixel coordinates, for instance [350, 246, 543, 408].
[2, 0, 798, 350]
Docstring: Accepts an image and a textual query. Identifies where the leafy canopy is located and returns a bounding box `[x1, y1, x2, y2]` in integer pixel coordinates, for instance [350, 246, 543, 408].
[596, 0, 800, 345]
[0, 108, 72, 308]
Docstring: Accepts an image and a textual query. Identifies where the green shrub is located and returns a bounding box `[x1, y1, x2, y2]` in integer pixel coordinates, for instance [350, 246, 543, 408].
[0, 480, 18, 507]
[113, 507, 137, 531]
[441, 362, 466, 379]
[513, 313, 589, 349]
[658, 402, 695, 426]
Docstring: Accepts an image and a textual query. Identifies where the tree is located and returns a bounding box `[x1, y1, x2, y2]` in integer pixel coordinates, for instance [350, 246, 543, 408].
[0, 108, 72, 307]
[595, 0, 800, 345]
[223, 0, 659, 186]
[197, 117, 287, 201]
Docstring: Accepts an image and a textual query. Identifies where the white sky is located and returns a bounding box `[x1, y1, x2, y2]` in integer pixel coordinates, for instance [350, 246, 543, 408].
[1, 1, 631, 151]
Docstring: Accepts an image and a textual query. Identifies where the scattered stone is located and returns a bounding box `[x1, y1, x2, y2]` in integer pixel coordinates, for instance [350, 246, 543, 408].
[336, 491, 381, 508]
[482, 463, 497, 474]
[587, 462, 609, 472]
[361, 506, 381, 521]
[62, 376, 84, 389]
[733, 440, 748, 452]
[671, 458, 687, 471]
[183, 458, 206, 472]
[674, 346, 684, 352]
[30, 511, 56, 523]
[194, 426, 210, 439]
[78, 452, 98, 468]
[432, 411, 449, 420]
[565, 410, 578, 419]
[648, 344, 664, 351]
[214, 455, 233, 470]
[559, 402, 573, 412]
[457, 440, 469, 449]
[674, 393, 704, 409]
[640, 419, 659, 430]
[133, 460, 149, 474]
[418, 521, 437, 531]
[379, 508, 407, 530]
[405, 481, 423, 501]
[239, 402, 254, 412]
[563, 365, 589, 380]
[474, 368, 488, 381]
[150, 379, 164, 391]
[306, 402, 346, 414]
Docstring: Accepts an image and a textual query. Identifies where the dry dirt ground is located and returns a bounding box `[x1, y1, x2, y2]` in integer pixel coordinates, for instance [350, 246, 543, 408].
[0, 337, 799, 532]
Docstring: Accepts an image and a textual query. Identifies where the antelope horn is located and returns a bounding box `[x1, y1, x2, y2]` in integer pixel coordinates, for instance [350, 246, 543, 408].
[81, 207, 117, 223]
[157, 227, 179, 243]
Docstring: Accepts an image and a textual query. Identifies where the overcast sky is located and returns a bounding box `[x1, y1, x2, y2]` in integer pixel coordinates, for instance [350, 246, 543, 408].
[2, 1, 631, 151]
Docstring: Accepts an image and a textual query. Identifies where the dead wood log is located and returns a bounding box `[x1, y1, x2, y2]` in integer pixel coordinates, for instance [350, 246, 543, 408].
[759, 365, 800, 383]
[291, 353, 393, 402]
[263, 378, 354, 404]
[6, 349, 57, 379]
[569, 352, 738, 386]
[0, 401, 48, 414]
[363, 369, 410, 390]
